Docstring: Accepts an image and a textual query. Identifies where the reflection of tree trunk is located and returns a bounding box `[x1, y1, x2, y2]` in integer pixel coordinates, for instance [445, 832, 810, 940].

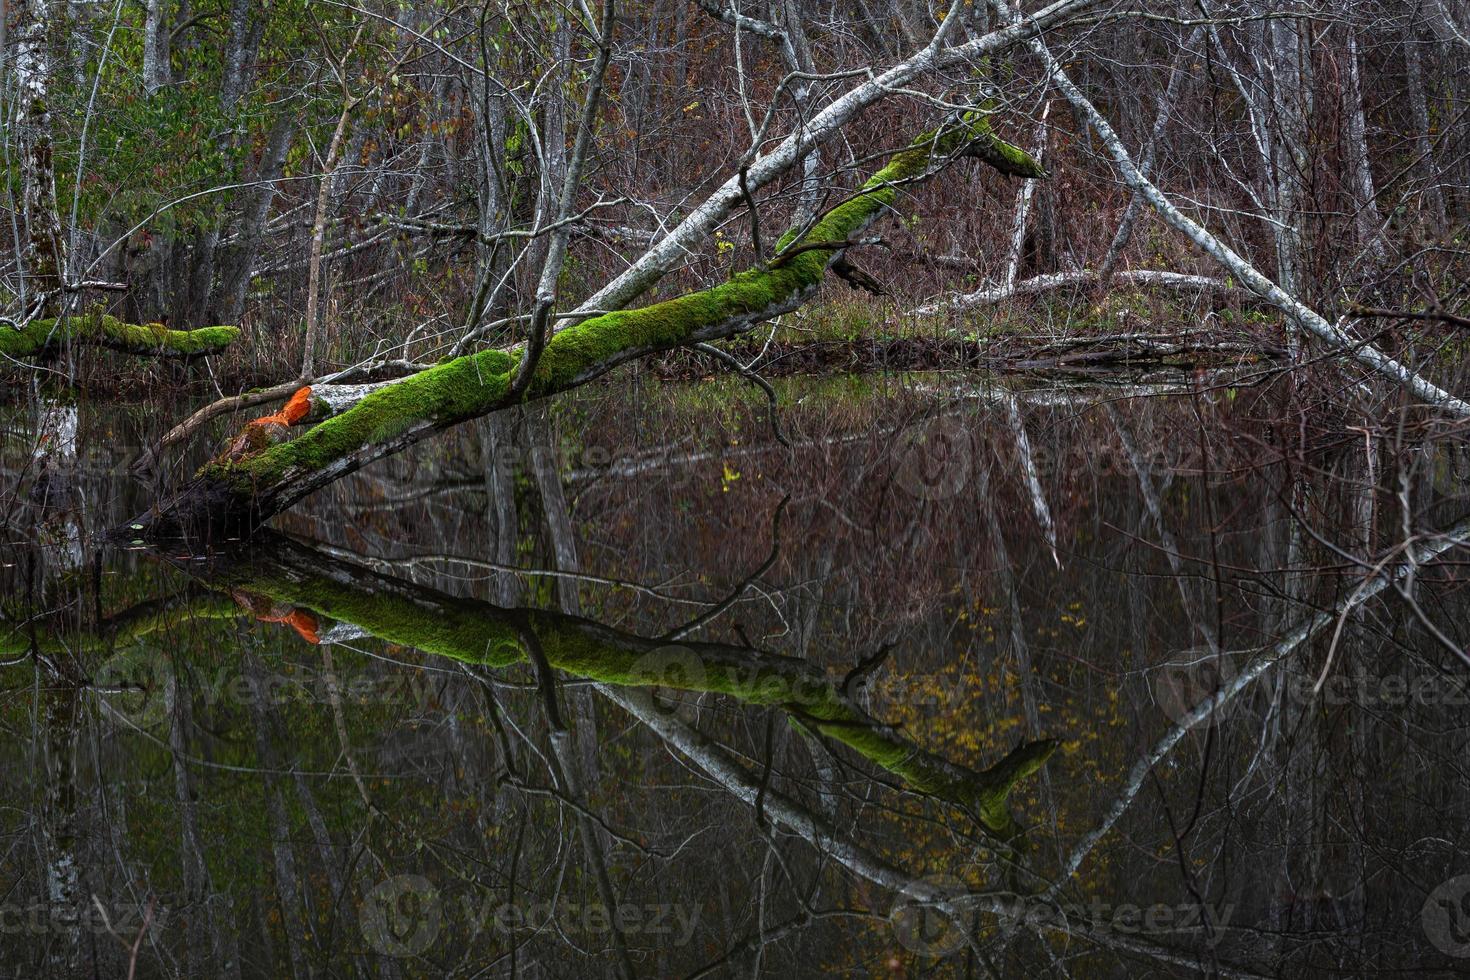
[527, 413, 582, 616]
[247, 883, 280, 975]
[1106, 404, 1219, 654]
[974, 461, 1041, 736]
[543, 712, 634, 979]
[793, 550, 838, 817]
[521, 410, 633, 978]
[34, 395, 82, 568]
[318, 645, 374, 811]
[608, 682, 1206, 972]
[1002, 393, 1059, 566]
[167, 678, 241, 979]
[1275, 476, 1312, 942]
[243, 652, 309, 980]
[516, 407, 629, 975]
[974, 457, 1064, 870]
[525, 410, 601, 784]
[1048, 505, 1470, 905]
[42, 689, 80, 977]
[479, 412, 523, 605]
[1333, 443, 1374, 938]
[1262, 484, 1299, 960]
[601, 683, 928, 892]
[289, 759, 362, 975]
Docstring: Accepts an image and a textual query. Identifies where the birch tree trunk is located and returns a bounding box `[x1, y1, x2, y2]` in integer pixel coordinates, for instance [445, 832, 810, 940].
[12, 0, 64, 316]
[243, 652, 310, 980]
[1263, 12, 1312, 302]
[568, 0, 1100, 322]
[1343, 30, 1388, 268]
[1097, 27, 1201, 281]
[778, 0, 821, 223]
[142, 0, 170, 97]
[1002, 102, 1050, 291]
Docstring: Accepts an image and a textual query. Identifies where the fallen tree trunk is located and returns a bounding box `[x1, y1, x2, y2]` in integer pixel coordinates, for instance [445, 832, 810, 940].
[910, 269, 1246, 317]
[124, 117, 1042, 540]
[1, 313, 239, 360]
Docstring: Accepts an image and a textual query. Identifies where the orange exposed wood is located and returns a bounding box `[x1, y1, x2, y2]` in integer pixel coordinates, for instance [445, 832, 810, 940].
[216, 387, 314, 463]
[230, 590, 322, 644]
[263, 607, 322, 645]
[251, 386, 313, 428]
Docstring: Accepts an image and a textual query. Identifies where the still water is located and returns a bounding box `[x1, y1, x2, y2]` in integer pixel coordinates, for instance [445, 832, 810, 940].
[2, 370, 1469, 977]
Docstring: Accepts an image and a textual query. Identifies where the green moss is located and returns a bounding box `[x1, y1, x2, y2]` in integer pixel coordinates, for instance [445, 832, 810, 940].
[168, 325, 240, 353]
[236, 567, 522, 664]
[0, 314, 239, 359]
[968, 127, 1047, 178]
[1, 594, 241, 657]
[775, 116, 1041, 257]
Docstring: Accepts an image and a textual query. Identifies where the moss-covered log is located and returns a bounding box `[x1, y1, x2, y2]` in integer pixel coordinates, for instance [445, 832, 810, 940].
[194, 534, 1057, 839]
[126, 117, 1042, 540]
[0, 313, 239, 360]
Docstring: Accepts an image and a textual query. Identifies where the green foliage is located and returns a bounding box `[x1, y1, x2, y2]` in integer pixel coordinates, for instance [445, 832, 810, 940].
[58, 83, 240, 232]
[24, 0, 375, 240]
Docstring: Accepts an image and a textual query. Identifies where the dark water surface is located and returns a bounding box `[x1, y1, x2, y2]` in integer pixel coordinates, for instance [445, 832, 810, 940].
[3, 371, 1469, 977]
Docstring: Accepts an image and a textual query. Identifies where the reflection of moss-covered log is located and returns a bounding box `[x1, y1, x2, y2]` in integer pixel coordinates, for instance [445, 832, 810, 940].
[203, 536, 1057, 839]
[0, 313, 239, 359]
[130, 116, 1042, 539]
[1, 591, 240, 657]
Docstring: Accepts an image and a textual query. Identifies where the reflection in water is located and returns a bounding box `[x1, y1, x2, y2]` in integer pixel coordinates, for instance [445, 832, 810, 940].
[2, 374, 1469, 976]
